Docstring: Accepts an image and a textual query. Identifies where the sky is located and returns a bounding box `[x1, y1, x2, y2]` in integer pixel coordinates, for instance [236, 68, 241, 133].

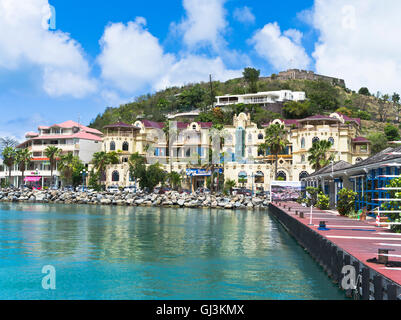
[1, 0, 400, 140]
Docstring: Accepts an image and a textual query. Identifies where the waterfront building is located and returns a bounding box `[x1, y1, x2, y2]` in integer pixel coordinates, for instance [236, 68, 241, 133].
[100, 120, 213, 191]
[0, 120, 102, 188]
[222, 112, 370, 192]
[304, 146, 401, 211]
[215, 90, 306, 108]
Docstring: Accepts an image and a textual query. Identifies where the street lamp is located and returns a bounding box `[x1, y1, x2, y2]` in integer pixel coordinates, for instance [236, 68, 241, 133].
[80, 169, 88, 192]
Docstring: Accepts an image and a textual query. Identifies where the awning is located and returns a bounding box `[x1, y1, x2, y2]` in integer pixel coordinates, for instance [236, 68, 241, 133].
[24, 176, 41, 182]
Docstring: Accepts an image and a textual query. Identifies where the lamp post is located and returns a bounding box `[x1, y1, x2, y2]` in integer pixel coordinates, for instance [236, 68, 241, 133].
[80, 169, 88, 192]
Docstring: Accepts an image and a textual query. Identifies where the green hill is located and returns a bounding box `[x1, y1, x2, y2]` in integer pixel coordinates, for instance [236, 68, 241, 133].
[89, 73, 399, 139]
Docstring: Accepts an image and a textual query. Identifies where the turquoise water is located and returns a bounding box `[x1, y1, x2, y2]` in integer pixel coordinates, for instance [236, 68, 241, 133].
[0, 203, 345, 300]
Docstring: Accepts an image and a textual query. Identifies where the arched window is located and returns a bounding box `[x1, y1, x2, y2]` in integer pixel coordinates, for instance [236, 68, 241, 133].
[238, 171, 248, 184]
[192, 124, 197, 130]
[255, 171, 264, 183]
[112, 170, 119, 182]
[122, 141, 129, 151]
[258, 133, 264, 140]
[301, 154, 305, 163]
[328, 137, 334, 145]
[312, 137, 320, 145]
[276, 171, 287, 181]
[186, 148, 191, 157]
[301, 137, 305, 149]
[110, 141, 116, 151]
[356, 157, 363, 163]
[299, 171, 309, 180]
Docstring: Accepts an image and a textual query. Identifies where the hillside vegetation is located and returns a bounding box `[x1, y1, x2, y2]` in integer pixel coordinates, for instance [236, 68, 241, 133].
[89, 69, 401, 153]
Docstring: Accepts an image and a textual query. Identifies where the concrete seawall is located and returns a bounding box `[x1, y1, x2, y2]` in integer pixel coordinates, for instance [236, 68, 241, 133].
[269, 202, 401, 300]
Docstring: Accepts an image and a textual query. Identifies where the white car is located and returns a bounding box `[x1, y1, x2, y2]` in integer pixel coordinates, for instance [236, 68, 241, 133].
[107, 185, 120, 193]
[124, 185, 137, 193]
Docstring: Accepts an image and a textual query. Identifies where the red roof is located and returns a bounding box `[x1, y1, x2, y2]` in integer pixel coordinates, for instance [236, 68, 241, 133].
[141, 120, 212, 130]
[298, 115, 340, 122]
[142, 120, 165, 129]
[103, 122, 140, 129]
[338, 113, 361, 126]
[38, 120, 103, 136]
[352, 136, 369, 143]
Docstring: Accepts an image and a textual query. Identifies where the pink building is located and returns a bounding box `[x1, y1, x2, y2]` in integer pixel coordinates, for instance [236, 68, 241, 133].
[0, 120, 103, 188]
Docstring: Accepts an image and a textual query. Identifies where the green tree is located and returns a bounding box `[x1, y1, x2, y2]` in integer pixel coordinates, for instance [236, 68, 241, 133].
[392, 92, 401, 123]
[168, 171, 182, 190]
[260, 123, 289, 179]
[224, 179, 236, 195]
[305, 80, 339, 112]
[384, 123, 400, 142]
[133, 162, 167, 191]
[307, 140, 335, 171]
[358, 87, 370, 96]
[2, 146, 16, 186]
[283, 100, 311, 119]
[336, 106, 353, 117]
[337, 188, 357, 216]
[44, 146, 61, 186]
[58, 152, 83, 186]
[91, 151, 120, 184]
[15, 148, 32, 188]
[368, 132, 388, 155]
[0, 137, 18, 155]
[242, 67, 260, 93]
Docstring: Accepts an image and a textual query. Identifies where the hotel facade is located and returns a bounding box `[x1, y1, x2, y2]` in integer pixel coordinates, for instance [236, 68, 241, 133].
[0, 120, 102, 188]
[97, 111, 370, 192]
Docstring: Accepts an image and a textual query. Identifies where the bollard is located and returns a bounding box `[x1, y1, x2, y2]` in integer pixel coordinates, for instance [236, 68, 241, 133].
[295, 210, 298, 215]
[318, 221, 329, 230]
[288, 207, 291, 211]
[299, 211, 304, 218]
[378, 248, 395, 264]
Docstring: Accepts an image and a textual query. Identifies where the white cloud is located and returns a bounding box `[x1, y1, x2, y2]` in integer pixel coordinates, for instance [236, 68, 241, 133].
[233, 6, 255, 24]
[310, 0, 401, 93]
[155, 55, 242, 90]
[98, 18, 242, 94]
[172, 0, 227, 50]
[0, 0, 96, 98]
[249, 22, 311, 71]
[98, 19, 175, 92]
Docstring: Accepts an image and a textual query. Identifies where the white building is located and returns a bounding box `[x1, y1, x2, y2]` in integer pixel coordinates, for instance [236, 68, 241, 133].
[0, 120, 103, 188]
[215, 90, 306, 107]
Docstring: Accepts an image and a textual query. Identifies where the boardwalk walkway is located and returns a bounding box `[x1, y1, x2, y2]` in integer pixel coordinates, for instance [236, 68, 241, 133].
[271, 201, 401, 286]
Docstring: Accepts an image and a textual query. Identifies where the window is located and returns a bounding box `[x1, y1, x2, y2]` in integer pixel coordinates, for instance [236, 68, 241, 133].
[301, 154, 305, 163]
[328, 137, 334, 145]
[301, 137, 305, 149]
[255, 171, 264, 183]
[122, 141, 129, 151]
[192, 124, 197, 130]
[112, 170, 120, 182]
[186, 148, 191, 157]
[356, 157, 363, 163]
[258, 133, 264, 140]
[312, 137, 320, 145]
[248, 133, 252, 143]
[110, 141, 116, 151]
[299, 171, 309, 180]
[276, 171, 287, 181]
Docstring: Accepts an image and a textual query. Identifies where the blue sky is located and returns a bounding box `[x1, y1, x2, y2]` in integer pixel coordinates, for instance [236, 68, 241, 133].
[0, 0, 399, 140]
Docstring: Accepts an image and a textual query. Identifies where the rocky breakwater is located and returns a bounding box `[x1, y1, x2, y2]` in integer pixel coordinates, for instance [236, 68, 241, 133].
[0, 188, 270, 210]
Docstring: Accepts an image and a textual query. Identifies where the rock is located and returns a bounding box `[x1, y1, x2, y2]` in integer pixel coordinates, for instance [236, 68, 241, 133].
[100, 199, 111, 205]
[177, 199, 185, 206]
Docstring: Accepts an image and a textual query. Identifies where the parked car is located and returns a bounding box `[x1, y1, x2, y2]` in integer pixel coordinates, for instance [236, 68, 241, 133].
[124, 185, 138, 193]
[107, 185, 120, 193]
[63, 185, 74, 191]
[196, 187, 211, 194]
[154, 187, 171, 194]
[75, 185, 89, 192]
[179, 189, 191, 195]
[236, 188, 252, 196]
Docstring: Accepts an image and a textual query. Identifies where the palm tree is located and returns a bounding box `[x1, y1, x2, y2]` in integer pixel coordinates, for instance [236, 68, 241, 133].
[91, 151, 119, 184]
[307, 140, 335, 171]
[163, 119, 172, 172]
[224, 179, 236, 195]
[2, 146, 16, 186]
[16, 148, 32, 188]
[44, 146, 61, 187]
[58, 152, 80, 186]
[168, 171, 182, 190]
[261, 123, 289, 179]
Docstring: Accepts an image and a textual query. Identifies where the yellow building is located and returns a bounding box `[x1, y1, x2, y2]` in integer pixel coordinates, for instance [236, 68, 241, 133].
[97, 112, 370, 192]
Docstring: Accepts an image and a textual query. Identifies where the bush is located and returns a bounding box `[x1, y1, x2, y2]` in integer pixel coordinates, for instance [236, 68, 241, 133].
[337, 188, 357, 216]
[317, 192, 330, 210]
[380, 177, 401, 232]
[306, 186, 319, 206]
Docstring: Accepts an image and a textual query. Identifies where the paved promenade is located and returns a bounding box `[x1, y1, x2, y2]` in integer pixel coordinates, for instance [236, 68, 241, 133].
[272, 201, 401, 286]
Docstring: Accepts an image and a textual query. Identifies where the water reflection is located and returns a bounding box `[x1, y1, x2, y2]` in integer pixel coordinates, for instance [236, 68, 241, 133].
[0, 203, 345, 299]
